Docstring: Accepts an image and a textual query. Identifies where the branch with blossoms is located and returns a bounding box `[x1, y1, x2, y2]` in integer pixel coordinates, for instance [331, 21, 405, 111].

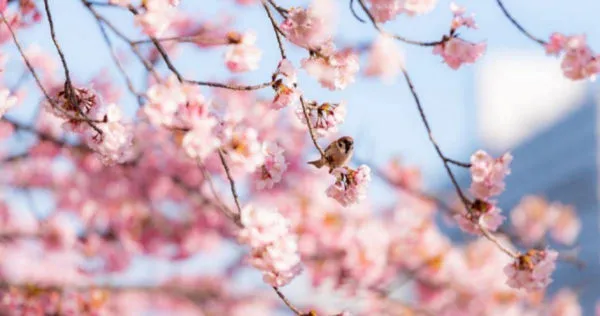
[0, 0, 594, 315]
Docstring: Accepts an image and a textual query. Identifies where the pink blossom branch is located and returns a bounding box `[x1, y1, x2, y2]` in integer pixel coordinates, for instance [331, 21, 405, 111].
[260, 3, 326, 158]
[399, 68, 517, 258]
[131, 35, 232, 46]
[495, 0, 547, 46]
[355, 0, 446, 47]
[184, 79, 274, 91]
[43, 0, 104, 136]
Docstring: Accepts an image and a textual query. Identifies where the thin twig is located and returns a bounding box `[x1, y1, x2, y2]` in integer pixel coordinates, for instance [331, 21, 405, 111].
[262, 1, 287, 59]
[197, 160, 242, 227]
[93, 17, 144, 106]
[272, 287, 302, 316]
[400, 69, 469, 206]
[349, 0, 367, 23]
[444, 158, 471, 168]
[356, 0, 444, 47]
[185, 79, 273, 91]
[82, 0, 161, 81]
[495, 0, 547, 45]
[299, 96, 325, 157]
[267, 0, 289, 17]
[217, 150, 243, 218]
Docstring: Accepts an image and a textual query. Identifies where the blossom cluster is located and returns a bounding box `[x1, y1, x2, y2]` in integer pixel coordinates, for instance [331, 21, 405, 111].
[433, 3, 486, 69]
[295, 100, 346, 137]
[237, 205, 302, 287]
[545, 33, 600, 80]
[366, 0, 438, 23]
[326, 165, 372, 207]
[504, 249, 559, 291]
[511, 196, 581, 246]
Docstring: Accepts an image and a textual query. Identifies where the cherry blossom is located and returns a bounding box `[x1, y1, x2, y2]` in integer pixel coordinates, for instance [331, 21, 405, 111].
[326, 165, 371, 207]
[0, 0, 591, 314]
[301, 46, 360, 90]
[255, 143, 288, 190]
[134, 0, 179, 37]
[225, 31, 262, 73]
[510, 196, 554, 246]
[548, 203, 581, 245]
[433, 38, 486, 70]
[469, 150, 512, 200]
[364, 35, 404, 82]
[238, 205, 302, 286]
[546, 289, 582, 316]
[220, 125, 265, 172]
[503, 249, 558, 291]
[270, 59, 299, 110]
[454, 199, 505, 235]
[280, 3, 333, 51]
[295, 100, 346, 137]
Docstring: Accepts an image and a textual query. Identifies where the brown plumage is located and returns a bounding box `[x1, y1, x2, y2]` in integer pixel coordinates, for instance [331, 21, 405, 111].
[308, 136, 354, 172]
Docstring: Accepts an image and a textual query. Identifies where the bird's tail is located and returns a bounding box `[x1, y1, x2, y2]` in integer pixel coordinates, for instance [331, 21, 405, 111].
[307, 158, 326, 169]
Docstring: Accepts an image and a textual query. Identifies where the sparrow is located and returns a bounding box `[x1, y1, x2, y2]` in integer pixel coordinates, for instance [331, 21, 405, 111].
[308, 136, 354, 172]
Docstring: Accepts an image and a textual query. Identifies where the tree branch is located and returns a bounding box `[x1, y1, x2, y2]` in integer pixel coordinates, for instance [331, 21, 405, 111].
[495, 0, 547, 45]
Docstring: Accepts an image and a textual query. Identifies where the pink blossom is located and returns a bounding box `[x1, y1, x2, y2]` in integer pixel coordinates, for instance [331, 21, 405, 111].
[364, 35, 404, 82]
[87, 103, 135, 165]
[384, 158, 422, 190]
[295, 101, 346, 137]
[342, 221, 390, 287]
[545, 33, 567, 56]
[255, 143, 288, 190]
[235, 0, 259, 5]
[469, 150, 512, 200]
[271, 59, 299, 110]
[326, 165, 371, 207]
[279, 4, 332, 51]
[45, 87, 100, 131]
[225, 31, 262, 73]
[433, 38, 486, 70]
[0, 89, 17, 119]
[450, 2, 477, 30]
[182, 116, 220, 162]
[547, 289, 582, 316]
[41, 215, 77, 250]
[503, 249, 558, 291]
[108, 0, 130, 6]
[510, 196, 553, 245]
[221, 125, 265, 172]
[134, 0, 179, 37]
[548, 203, 581, 246]
[454, 199, 505, 235]
[301, 47, 360, 90]
[143, 75, 186, 127]
[366, 0, 403, 23]
[403, 0, 437, 16]
[560, 35, 600, 80]
[238, 205, 302, 286]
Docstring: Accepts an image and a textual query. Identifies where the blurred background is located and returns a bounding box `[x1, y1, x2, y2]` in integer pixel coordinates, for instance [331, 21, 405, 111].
[2, 0, 599, 314]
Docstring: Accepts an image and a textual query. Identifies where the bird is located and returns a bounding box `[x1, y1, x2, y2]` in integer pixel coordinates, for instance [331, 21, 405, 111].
[308, 136, 354, 172]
